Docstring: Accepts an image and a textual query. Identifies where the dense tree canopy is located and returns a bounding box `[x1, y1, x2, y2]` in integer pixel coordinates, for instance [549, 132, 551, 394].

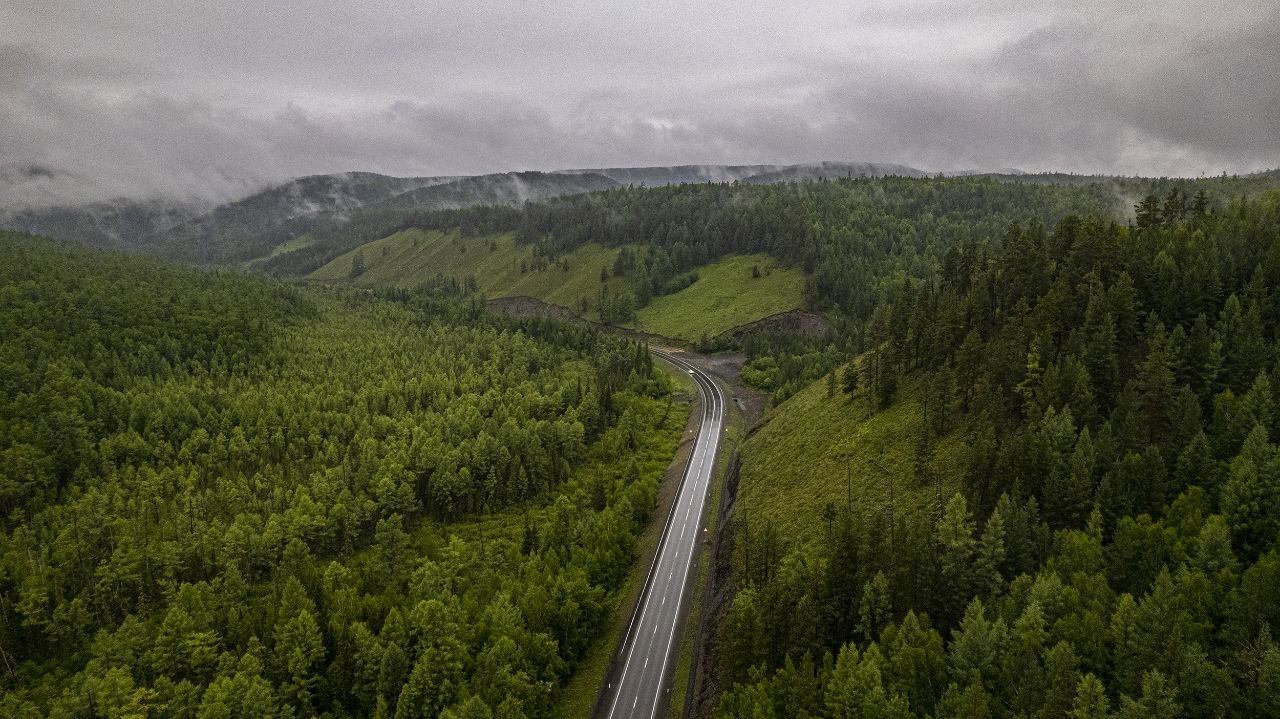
[716, 190, 1280, 717]
[7, 172, 1280, 719]
[0, 234, 681, 718]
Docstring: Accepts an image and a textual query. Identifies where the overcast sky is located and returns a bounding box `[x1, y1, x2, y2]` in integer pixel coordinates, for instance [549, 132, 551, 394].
[2, 0, 1277, 205]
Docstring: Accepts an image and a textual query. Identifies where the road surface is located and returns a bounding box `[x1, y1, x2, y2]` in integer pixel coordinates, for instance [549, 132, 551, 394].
[604, 350, 726, 719]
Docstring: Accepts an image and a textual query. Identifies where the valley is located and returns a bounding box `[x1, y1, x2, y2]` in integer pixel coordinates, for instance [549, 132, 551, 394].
[5, 171, 1280, 719]
[6, 1, 1278, 715]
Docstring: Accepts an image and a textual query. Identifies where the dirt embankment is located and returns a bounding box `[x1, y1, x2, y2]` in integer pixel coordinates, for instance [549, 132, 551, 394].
[486, 295, 695, 349]
[717, 308, 829, 343]
[685, 454, 742, 719]
[664, 352, 761, 719]
[485, 295, 583, 323]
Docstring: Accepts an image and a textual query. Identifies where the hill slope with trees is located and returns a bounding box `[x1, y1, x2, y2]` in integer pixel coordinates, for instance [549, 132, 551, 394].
[713, 188, 1280, 718]
[0, 233, 686, 718]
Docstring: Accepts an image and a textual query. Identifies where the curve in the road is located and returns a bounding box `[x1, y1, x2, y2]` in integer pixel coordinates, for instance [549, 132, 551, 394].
[603, 350, 726, 719]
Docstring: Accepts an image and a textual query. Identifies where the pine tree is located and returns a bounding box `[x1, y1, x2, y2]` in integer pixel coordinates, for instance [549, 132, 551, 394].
[1069, 673, 1111, 719]
[724, 588, 768, 681]
[973, 508, 1006, 598]
[858, 572, 892, 644]
[843, 360, 861, 396]
[1046, 426, 1096, 529]
[937, 495, 977, 626]
[1039, 641, 1082, 718]
[276, 609, 325, 714]
[1002, 601, 1049, 714]
[824, 644, 911, 719]
[1134, 195, 1162, 230]
[955, 329, 983, 413]
[1221, 425, 1280, 560]
[1133, 317, 1177, 451]
[1116, 671, 1180, 719]
[882, 611, 946, 712]
[934, 680, 992, 719]
[948, 599, 1006, 686]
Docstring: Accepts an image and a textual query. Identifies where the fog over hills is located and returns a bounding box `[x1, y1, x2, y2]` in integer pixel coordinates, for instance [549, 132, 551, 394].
[554, 161, 933, 186]
[6, 162, 929, 260]
[9, 161, 1279, 269]
[738, 161, 928, 183]
[0, 197, 207, 253]
[0, 170, 618, 264]
[556, 164, 786, 186]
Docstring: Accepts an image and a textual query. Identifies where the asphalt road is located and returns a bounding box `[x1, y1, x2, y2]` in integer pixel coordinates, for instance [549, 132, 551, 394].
[604, 350, 726, 719]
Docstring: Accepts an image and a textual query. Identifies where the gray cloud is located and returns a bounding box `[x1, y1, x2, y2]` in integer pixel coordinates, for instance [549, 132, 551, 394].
[1, 0, 1276, 206]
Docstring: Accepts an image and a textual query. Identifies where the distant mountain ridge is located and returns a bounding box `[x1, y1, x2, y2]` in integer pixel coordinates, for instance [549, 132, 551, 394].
[0, 170, 617, 266]
[156, 172, 456, 261]
[555, 161, 929, 186]
[251, 171, 620, 275]
[0, 162, 965, 260]
[556, 164, 785, 186]
[738, 161, 928, 183]
[0, 171, 450, 260]
[14, 161, 1273, 270]
[375, 171, 618, 211]
[0, 198, 208, 253]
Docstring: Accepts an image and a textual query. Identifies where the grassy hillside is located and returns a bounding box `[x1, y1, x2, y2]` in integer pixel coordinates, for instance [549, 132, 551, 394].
[309, 228, 634, 317]
[256, 171, 619, 275]
[630, 254, 804, 341]
[313, 235, 805, 337]
[737, 371, 968, 549]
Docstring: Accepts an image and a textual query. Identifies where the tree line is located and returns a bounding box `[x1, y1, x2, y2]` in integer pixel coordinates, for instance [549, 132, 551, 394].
[715, 190, 1280, 717]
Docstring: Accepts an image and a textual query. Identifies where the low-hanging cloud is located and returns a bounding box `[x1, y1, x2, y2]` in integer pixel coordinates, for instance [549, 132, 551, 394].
[1, 0, 1276, 207]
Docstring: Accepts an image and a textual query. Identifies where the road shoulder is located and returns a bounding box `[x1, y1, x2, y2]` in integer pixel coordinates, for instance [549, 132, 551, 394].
[554, 360, 699, 718]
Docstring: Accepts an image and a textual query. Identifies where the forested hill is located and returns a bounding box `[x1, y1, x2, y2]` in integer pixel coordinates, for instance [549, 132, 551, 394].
[0, 171, 618, 270]
[0, 232, 684, 718]
[245, 171, 619, 275]
[714, 190, 1280, 717]
[399, 176, 1126, 320]
[384, 175, 1280, 342]
[0, 171, 445, 261]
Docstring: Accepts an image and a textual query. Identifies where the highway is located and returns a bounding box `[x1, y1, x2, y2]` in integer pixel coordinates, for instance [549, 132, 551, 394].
[603, 349, 726, 719]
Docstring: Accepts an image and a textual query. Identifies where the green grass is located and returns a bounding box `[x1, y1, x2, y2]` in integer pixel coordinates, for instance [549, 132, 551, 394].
[267, 233, 315, 258]
[310, 236, 804, 337]
[308, 229, 634, 320]
[738, 371, 969, 549]
[630, 254, 804, 341]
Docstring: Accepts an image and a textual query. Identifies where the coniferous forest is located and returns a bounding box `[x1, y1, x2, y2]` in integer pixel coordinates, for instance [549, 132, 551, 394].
[0, 233, 680, 718]
[3, 176, 1280, 719]
[4, 1, 1277, 717]
[713, 190, 1280, 717]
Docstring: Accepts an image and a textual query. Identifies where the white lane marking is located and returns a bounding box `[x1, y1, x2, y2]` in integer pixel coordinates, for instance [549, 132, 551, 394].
[609, 354, 723, 719]
[647, 365, 723, 719]
[607, 356, 707, 719]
